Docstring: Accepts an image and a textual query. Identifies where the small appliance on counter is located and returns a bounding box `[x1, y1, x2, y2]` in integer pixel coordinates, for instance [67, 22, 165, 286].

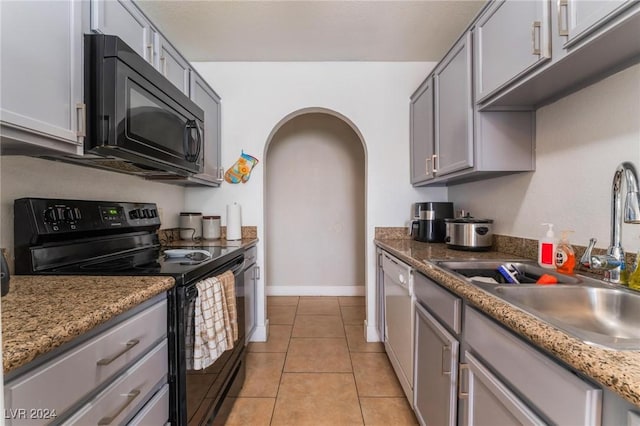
[410, 202, 454, 243]
[444, 214, 494, 251]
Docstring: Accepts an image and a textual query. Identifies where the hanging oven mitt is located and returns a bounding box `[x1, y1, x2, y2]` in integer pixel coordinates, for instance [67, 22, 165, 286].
[225, 151, 259, 184]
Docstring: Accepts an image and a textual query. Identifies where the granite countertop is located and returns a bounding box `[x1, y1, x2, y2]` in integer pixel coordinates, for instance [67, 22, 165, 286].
[375, 238, 640, 408]
[2, 275, 175, 374]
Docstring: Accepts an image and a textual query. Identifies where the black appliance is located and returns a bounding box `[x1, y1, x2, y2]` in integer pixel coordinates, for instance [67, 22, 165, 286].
[47, 34, 204, 178]
[14, 198, 245, 425]
[410, 202, 454, 243]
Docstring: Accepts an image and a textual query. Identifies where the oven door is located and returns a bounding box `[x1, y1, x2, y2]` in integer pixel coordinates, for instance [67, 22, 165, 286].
[85, 34, 204, 175]
[173, 256, 246, 425]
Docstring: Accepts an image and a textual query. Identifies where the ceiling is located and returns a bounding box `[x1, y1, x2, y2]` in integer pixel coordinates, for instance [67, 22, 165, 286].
[135, 0, 486, 62]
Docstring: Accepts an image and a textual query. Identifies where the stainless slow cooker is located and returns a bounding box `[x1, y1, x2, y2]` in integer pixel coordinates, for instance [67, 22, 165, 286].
[444, 217, 494, 251]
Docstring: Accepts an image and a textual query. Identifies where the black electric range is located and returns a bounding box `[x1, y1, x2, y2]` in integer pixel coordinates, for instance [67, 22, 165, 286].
[14, 198, 247, 425]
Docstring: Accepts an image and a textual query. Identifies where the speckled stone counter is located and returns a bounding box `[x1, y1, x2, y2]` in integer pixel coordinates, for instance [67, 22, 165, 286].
[2, 275, 175, 374]
[375, 238, 640, 408]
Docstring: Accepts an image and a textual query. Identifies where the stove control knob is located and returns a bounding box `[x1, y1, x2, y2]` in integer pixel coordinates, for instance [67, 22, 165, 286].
[44, 207, 58, 223]
[149, 209, 158, 218]
[143, 209, 152, 218]
[129, 209, 139, 220]
[62, 207, 76, 222]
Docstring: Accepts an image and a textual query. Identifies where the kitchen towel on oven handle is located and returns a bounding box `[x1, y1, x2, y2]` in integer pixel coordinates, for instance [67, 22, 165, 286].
[191, 270, 238, 370]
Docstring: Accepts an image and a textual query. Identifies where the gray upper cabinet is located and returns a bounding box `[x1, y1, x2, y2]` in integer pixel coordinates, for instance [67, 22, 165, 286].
[190, 72, 223, 184]
[156, 35, 191, 96]
[90, 0, 153, 64]
[561, 0, 634, 47]
[410, 78, 435, 184]
[434, 33, 474, 177]
[474, 0, 551, 103]
[0, 0, 84, 155]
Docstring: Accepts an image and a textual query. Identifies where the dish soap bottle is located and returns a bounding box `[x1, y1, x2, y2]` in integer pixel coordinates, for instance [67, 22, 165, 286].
[554, 230, 575, 274]
[538, 223, 556, 269]
[629, 250, 640, 291]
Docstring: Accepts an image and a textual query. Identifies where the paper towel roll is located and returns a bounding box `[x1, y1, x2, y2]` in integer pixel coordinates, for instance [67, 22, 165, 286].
[226, 203, 242, 241]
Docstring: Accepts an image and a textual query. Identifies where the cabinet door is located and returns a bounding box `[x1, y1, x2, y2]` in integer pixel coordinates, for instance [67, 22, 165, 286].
[0, 0, 83, 148]
[434, 33, 474, 176]
[562, 0, 633, 47]
[190, 72, 223, 183]
[244, 264, 257, 342]
[414, 303, 459, 426]
[461, 352, 545, 426]
[90, 0, 153, 63]
[410, 77, 435, 184]
[474, 0, 551, 102]
[156, 36, 191, 96]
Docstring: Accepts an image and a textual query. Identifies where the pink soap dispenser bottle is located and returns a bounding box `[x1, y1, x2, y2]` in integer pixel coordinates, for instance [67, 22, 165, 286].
[538, 223, 556, 269]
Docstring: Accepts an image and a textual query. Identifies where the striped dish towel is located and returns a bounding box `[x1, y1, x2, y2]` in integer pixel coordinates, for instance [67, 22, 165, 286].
[218, 270, 238, 344]
[193, 276, 228, 370]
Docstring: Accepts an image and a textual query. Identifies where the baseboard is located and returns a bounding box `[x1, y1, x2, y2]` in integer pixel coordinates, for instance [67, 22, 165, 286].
[365, 319, 382, 342]
[266, 285, 365, 296]
[250, 319, 269, 342]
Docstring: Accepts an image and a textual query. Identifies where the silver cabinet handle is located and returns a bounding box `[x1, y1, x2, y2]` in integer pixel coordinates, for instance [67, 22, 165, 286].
[432, 154, 438, 173]
[97, 389, 140, 425]
[558, 0, 569, 36]
[458, 364, 469, 399]
[425, 157, 432, 176]
[146, 44, 154, 63]
[96, 339, 140, 366]
[255, 266, 260, 280]
[442, 345, 452, 375]
[160, 56, 167, 76]
[76, 103, 86, 138]
[531, 21, 542, 55]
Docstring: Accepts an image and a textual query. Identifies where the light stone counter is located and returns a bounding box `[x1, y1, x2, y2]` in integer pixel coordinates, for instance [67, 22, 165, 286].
[376, 238, 640, 408]
[2, 275, 174, 374]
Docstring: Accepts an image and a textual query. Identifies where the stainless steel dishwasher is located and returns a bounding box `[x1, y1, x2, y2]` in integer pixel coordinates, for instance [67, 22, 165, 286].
[382, 251, 414, 405]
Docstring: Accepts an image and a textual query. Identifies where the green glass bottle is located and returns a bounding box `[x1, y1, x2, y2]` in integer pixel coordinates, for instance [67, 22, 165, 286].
[629, 250, 640, 291]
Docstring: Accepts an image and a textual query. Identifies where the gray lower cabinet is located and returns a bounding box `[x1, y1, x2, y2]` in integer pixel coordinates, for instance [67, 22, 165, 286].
[474, 0, 551, 103]
[410, 78, 435, 184]
[3, 295, 169, 425]
[463, 306, 602, 425]
[414, 303, 459, 426]
[90, 0, 153, 64]
[433, 32, 474, 176]
[461, 352, 544, 425]
[244, 246, 258, 342]
[0, 0, 84, 155]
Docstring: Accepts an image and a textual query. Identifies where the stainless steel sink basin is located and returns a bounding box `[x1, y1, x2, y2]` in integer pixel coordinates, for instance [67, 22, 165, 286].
[433, 259, 640, 349]
[434, 260, 582, 285]
[492, 286, 640, 350]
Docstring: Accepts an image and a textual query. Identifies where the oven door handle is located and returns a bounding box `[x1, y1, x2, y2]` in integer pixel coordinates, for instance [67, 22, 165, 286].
[230, 259, 245, 275]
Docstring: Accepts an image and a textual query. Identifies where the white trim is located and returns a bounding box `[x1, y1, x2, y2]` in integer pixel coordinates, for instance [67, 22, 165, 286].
[365, 319, 382, 342]
[266, 285, 365, 296]
[249, 319, 269, 343]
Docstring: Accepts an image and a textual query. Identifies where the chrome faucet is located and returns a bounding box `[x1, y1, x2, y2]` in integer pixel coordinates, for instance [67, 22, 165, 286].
[580, 162, 640, 283]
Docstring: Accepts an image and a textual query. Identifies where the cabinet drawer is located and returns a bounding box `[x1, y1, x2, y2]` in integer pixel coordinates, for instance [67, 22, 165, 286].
[127, 383, 169, 426]
[382, 252, 412, 290]
[5, 299, 167, 423]
[66, 340, 168, 425]
[465, 307, 601, 425]
[414, 272, 461, 334]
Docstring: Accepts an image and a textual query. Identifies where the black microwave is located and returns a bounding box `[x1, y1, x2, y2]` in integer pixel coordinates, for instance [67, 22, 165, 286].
[77, 34, 204, 177]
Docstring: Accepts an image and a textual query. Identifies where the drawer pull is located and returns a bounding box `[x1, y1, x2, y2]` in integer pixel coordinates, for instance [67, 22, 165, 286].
[458, 364, 469, 399]
[442, 345, 452, 375]
[96, 339, 140, 366]
[97, 389, 140, 425]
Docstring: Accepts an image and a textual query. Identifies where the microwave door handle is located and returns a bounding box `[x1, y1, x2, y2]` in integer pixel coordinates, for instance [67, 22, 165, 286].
[183, 120, 198, 163]
[194, 121, 202, 163]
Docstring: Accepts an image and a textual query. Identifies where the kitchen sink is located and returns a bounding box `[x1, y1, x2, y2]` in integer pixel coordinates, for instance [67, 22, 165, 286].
[492, 286, 640, 350]
[434, 259, 640, 349]
[434, 260, 582, 285]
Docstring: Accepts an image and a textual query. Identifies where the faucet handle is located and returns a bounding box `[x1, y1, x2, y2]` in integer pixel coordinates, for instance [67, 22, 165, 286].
[580, 238, 597, 268]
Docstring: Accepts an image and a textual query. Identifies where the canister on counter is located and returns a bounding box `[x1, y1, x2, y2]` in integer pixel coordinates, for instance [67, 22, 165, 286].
[179, 212, 203, 240]
[203, 216, 221, 240]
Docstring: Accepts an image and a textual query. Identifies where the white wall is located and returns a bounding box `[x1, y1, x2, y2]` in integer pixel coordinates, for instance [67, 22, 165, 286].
[449, 64, 640, 253]
[0, 156, 185, 254]
[185, 62, 448, 340]
[266, 113, 365, 294]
